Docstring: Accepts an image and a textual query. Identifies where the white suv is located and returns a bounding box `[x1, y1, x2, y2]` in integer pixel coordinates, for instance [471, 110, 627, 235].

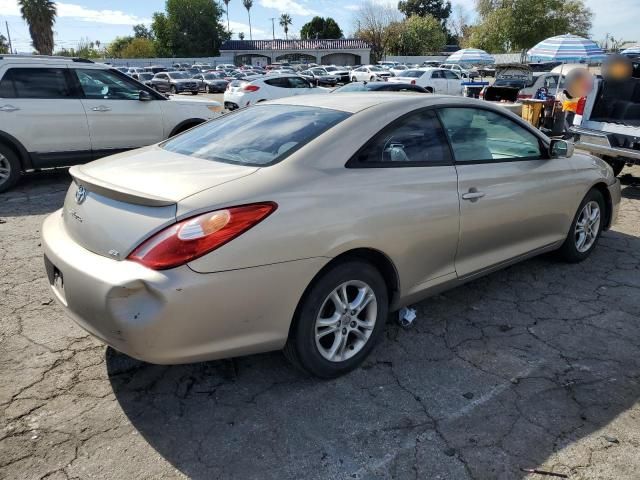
[0, 55, 223, 192]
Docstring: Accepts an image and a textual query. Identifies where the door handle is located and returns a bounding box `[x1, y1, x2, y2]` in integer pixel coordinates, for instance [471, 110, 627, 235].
[91, 105, 111, 112]
[462, 189, 486, 201]
[0, 104, 20, 112]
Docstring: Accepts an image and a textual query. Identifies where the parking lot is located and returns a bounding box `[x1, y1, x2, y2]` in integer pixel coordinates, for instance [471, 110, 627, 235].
[0, 165, 638, 479]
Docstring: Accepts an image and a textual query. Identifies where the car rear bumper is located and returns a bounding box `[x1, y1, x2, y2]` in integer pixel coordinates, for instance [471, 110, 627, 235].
[570, 127, 640, 163]
[42, 211, 326, 364]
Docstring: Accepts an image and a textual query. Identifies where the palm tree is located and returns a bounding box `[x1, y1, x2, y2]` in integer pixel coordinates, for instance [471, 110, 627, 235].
[242, 0, 253, 41]
[18, 0, 57, 55]
[223, 0, 231, 33]
[239, 32, 245, 40]
[279, 13, 292, 40]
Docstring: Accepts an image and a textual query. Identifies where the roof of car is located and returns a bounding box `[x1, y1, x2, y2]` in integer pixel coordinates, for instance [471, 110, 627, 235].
[268, 92, 450, 113]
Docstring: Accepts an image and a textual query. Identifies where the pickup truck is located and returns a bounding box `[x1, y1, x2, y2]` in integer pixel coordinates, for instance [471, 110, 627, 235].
[570, 57, 640, 176]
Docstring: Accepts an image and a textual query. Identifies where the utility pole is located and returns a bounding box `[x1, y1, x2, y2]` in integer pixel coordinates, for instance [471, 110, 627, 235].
[5, 21, 14, 54]
[270, 18, 275, 40]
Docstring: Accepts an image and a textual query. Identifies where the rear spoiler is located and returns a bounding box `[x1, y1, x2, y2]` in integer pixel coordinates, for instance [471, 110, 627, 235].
[69, 165, 175, 207]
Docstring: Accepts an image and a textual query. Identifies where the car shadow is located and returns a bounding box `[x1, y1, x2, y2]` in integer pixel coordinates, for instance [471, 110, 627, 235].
[107, 225, 640, 479]
[1, 169, 70, 217]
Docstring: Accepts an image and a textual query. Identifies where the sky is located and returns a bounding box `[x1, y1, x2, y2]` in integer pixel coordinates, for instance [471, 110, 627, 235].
[1, 0, 639, 53]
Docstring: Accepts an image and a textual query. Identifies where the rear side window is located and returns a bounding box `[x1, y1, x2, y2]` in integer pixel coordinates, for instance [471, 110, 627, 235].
[0, 68, 73, 99]
[161, 105, 350, 166]
[352, 110, 451, 166]
[264, 77, 289, 88]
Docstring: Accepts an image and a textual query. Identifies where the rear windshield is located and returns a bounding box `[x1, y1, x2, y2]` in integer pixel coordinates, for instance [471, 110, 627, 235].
[161, 105, 351, 166]
[333, 82, 368, 92]
[168, 72, 188, 79]
[402, 70, 425, 78]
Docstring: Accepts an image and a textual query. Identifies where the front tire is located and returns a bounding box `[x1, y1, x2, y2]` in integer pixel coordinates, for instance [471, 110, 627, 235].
[0, 144, 21, 193]
[557, 189, 605, 262]
[170, 85, 177, 94]
[284, 260, 388, 378]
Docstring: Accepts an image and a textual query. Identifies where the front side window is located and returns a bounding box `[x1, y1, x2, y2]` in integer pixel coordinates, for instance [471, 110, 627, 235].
[0, 68, 73, 99]
[288, 77, 310, 88]
[161, 105, 350, 166]
[443, 70, 459, 80]
[76, 69, 143, 100]
[353, 110, 451, 165]
[438, 107, 542, 162]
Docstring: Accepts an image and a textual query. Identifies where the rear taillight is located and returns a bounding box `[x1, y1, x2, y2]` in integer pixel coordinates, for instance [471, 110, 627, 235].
[411, 80, 416, 85]
[576, 96, 587, 115]
[243, 85, 260, 92]
[127, 203, 277, 270]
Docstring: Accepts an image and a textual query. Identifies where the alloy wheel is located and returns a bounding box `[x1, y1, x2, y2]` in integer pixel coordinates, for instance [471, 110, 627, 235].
[314, 280, 377, 362]
[0, 153, 11, 186]
[575, 200, 601, 253]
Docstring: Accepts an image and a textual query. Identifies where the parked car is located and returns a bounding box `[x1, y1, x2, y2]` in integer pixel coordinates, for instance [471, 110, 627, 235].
[192, 72, 229, 93]
[216, 64, 236, 71]
[332, 81, 428, 93]
[388, 68, 463, 95]
[570, 57, 640, 175]
[315, 66, 351, 84]
[126, 67, 145, 76]
[151, 71, 199, 94]
[350, 66, 393, 82]
[0, 56, 222, 192]
[299, 69, 338, 87]
[479, 64, 565, 102]
[41, 94, 620, 378]
[377, 61, 399, 70]
[131, 72, 155, 88]
[223, 74, 327, 110]
[440, 63, 479, 80]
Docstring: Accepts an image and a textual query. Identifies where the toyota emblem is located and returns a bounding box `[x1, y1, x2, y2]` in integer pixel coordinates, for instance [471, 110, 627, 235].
[75, 185, 87, 204]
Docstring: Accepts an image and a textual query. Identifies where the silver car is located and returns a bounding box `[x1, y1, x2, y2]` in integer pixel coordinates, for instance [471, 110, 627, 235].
[42, 94, 621, 378]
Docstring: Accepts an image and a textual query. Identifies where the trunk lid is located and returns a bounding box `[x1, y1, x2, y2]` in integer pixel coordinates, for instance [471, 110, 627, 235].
[63, 146, 258, 259]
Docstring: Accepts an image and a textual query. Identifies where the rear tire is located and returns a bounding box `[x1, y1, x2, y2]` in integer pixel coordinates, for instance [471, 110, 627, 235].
[191, 91, 198, 95]
[557, 189, 605, 263]
[0, 144, 22, 193]
[425, 87, 434, 93]
[603, 156, 626, 177]
[284, 260, 388, 378]
[170, 85, 177, 94]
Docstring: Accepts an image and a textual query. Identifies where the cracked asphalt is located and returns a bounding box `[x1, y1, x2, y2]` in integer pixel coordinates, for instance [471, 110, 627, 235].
[1, 166, 640, 480]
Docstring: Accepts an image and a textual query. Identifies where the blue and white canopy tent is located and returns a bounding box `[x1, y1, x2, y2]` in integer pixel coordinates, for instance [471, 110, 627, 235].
[444, 48, 495, 65]
[527, 34, 606, 95]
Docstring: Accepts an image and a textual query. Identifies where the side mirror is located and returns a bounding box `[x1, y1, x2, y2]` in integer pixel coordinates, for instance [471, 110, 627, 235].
[550, 139, 574, 158]
[139, 90, 153, 101]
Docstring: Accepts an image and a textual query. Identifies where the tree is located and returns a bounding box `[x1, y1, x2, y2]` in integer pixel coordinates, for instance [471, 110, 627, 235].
[279, 13, 292, 40]
[152, 0, 228, 57]
[121, 37, 156, 58]
[397, 0, 451, 25]
[300, 16, 343, 39]
[105, 36, 134, 58]
[239, 32, 245, 40]
[353, 1, 401, 62]
[133, 24, 153, 40]
[387, 15, 447, 55]
[223, 0, 231, 32]
[18, 0, 57, 55]
[447, 4, 470, 44]
[242, 0, 253, 40]
[0, 34, 9, 54]
[466, 0, 593, 53]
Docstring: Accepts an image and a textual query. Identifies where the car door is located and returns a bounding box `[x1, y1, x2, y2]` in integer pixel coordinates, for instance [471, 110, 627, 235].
[73, 68, 164, 156]
[0, 65, 91, 167]
[348, 109, 460, 295]
[153, 73, 169, 92]
[437, 106, 580, 277]
[429, 70, 448, 93]
[442, 70, 462, 95]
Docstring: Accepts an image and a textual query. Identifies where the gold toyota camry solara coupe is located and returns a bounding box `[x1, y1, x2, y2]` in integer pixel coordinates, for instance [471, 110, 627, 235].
[42, 94, 621, 378]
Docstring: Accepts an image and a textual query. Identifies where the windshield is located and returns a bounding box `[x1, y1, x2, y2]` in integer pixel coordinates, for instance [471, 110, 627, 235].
[168, 72, 188, 79]
[402, 70, 425, 78]
[203, 74, 219, 80]
[325, 66, 338, 72]
[370, 66, 384, 72]
[333, 82, 368, 92]
[161, 105, 351, 166]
